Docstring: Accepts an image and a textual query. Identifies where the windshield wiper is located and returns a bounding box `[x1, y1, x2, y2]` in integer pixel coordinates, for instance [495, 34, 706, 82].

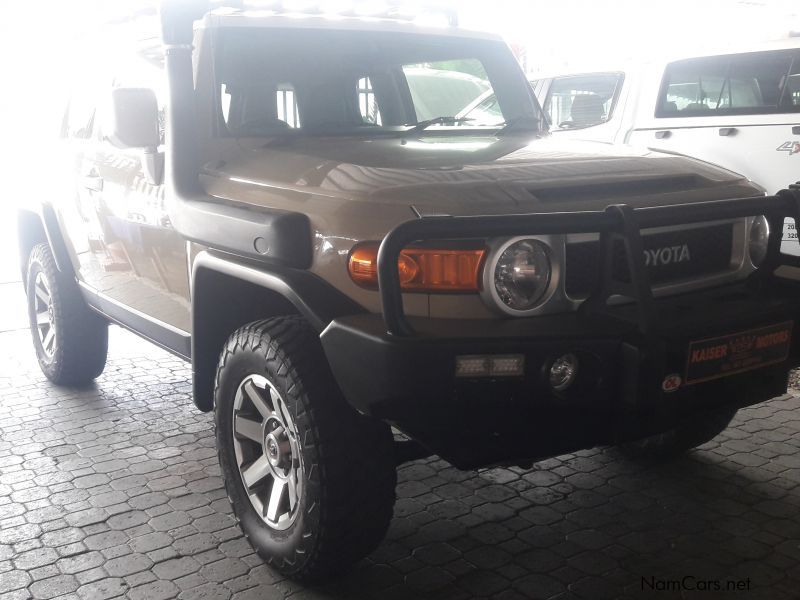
[403, 116, 474, 135]
[497, 115, 543, 136]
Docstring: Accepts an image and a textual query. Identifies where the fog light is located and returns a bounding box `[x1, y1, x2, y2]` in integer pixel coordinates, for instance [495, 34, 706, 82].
[549, 353, 579, 391]
[456, 354, 525, 378]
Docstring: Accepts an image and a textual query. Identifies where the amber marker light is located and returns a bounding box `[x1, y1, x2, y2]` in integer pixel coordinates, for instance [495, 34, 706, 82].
[348, 243, 486, 292]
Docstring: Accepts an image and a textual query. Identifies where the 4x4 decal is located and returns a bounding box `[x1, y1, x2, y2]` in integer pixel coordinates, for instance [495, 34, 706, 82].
[777, 141, 800, 156]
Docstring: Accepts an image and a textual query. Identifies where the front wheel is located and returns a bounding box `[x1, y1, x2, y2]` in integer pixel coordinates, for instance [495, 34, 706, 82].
[214, 316, 397, 582]
[618, 407, 737, 460]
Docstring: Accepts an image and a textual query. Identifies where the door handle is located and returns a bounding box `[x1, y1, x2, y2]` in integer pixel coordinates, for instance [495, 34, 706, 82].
[81, 175, 104, 192]
[654, 130, 671, 140]
[719, 127, 737, 137]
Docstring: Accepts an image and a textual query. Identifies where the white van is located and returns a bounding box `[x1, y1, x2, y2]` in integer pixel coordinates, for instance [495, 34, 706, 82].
[532, 41, 800, 249]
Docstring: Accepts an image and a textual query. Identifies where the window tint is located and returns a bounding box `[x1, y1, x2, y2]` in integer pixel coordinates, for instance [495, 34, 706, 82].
[459, 91, 504, 125]
[544, 73, 624, 130]
[357, 77, 381, 125]
[277, 84, 301, 128]
[657, 50, 800, 117]
[402, 59, 491, 122]
[215, 29, 541, 137]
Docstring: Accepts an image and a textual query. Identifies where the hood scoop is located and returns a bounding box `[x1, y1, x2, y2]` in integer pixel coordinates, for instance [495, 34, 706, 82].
[529, 175, 707, 203]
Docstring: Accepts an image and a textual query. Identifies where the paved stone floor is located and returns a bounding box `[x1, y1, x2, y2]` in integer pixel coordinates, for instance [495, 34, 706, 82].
[2, 282, 800, 600]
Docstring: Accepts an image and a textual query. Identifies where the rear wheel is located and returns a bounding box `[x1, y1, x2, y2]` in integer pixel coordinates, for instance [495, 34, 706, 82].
[26, 244, 108, 385]
[215, 316, 397, 582]
[619, 407, 737, 460]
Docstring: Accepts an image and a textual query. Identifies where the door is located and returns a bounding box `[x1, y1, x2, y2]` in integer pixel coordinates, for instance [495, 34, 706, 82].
[70, 52, 191, 332]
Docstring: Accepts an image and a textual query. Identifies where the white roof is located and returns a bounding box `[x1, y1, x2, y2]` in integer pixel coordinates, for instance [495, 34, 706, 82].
[533, 38, 800, 79]
[200, 9, 502, 41]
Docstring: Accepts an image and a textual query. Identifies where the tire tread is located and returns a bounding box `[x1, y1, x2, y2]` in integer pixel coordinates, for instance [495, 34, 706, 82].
[214, 316, 396, 581]
[27, 244, 107, 385]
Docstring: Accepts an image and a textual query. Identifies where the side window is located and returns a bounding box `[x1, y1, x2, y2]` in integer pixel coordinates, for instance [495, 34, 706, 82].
[657, 50, 800, 117]
[221, 82, 301, 133]
[65, 91, 96, 140]
[276, 84, 301, 128]
[544, 73, 624, 130]
[357, 77, 381, 125]
[783, 56, 800, 107]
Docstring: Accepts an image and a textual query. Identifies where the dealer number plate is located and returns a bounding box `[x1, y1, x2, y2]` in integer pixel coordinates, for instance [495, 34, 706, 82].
[685, 321, 794, 385]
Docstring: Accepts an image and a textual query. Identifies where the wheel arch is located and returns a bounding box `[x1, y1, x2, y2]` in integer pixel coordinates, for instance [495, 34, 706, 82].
[190, 251, 365, 412]
[17, 206, 75, 283]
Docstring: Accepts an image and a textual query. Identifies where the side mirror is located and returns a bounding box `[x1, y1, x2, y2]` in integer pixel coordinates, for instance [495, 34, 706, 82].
[106, 88, 160, 150]
[106, 88, 164, 185]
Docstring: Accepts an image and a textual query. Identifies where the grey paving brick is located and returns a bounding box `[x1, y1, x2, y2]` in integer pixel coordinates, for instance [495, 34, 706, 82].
[28, 574, 80, 599]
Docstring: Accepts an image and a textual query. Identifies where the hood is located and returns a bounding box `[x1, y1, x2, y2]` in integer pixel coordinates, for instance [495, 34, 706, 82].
[204, 134, 762, 216]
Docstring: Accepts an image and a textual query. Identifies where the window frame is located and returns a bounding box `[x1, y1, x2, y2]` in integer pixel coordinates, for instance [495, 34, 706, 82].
[655, 49, 800, 118]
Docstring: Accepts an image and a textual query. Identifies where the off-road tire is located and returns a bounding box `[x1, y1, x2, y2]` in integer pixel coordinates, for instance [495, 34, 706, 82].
[619, 407, 737, 460]
[26, 243, 108, 385]
[215, 316, 397, 582]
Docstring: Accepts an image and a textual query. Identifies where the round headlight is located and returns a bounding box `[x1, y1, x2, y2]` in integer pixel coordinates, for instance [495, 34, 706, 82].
[494, 239, 552, 311]
[749, 215, 770, 267]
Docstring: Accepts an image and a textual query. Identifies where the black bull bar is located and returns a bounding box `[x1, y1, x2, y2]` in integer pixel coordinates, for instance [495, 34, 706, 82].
[377, 187, 800, 337]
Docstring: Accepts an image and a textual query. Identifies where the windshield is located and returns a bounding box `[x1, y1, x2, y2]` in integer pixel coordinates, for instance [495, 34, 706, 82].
[214, 28, 542, 137]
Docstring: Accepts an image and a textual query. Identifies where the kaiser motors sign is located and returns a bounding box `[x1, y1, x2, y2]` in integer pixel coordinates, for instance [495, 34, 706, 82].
[777, 141, 800, 156]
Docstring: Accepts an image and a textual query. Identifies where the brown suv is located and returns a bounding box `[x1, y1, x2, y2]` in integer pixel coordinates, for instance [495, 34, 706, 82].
[17, 1, 800, 582]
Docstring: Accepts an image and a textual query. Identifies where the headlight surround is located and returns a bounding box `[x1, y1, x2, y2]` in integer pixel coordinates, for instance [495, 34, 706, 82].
[749, 215, 770, 267]
[492, 239, 552, 312]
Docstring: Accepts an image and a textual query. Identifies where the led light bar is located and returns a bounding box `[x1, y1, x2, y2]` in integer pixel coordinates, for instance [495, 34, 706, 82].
[208, 0, 459, 26]
[455, 355, 525, 378]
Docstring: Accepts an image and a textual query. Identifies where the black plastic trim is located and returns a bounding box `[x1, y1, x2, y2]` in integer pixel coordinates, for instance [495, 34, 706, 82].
[189, 251, 366, 412]
[191, 251, 365, 333]
[40, 206, 76, 277]
[172, 198, 313, 269]
[81, 283, 192, 360]
[320, 288, 800, 469]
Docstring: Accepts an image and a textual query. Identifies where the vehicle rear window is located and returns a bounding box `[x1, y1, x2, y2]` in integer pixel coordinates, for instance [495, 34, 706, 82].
[543, 73, 625, 130]
[657, 49, 800, 117]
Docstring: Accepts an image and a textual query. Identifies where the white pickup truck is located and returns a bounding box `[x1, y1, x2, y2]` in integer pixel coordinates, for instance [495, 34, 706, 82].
[531, 40, 800, 250]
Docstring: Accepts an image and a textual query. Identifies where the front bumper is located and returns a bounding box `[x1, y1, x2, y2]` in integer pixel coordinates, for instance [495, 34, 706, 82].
[322, 190, 800, 469]
[322, 282, 800, 469]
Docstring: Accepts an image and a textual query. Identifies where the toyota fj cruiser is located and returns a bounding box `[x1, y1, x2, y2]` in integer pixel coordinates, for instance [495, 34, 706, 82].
[17, 0, 800, 581]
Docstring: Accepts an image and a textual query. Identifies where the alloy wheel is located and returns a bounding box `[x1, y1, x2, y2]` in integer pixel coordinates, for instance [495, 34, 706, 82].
[232, 374, 304, 530]
[33, 272, 56, 358]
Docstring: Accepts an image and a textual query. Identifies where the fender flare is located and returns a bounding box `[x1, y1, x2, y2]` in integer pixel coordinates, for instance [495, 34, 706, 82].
[189, 251, 366, 411]
[17, 205, 76, 278]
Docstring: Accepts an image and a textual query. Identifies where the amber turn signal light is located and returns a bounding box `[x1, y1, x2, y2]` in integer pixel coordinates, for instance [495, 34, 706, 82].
[348, 243, 485, 292]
